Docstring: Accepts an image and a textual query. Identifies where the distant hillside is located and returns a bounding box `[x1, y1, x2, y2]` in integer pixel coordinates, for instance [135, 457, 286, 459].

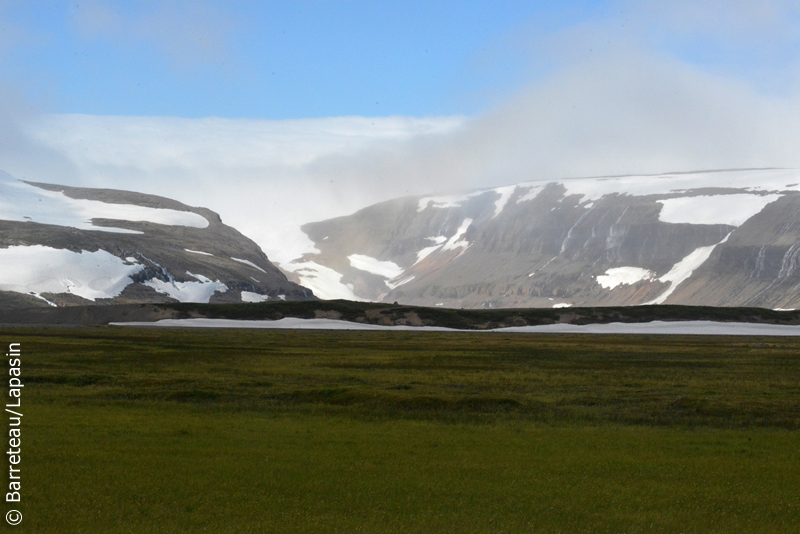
[0, 171, 315, 307]
[285, 169, 800, 309]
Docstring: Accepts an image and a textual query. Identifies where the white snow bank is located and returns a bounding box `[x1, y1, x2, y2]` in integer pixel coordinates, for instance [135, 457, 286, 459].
[144, 272, 227, 303]
[491, 185, 517, 218]
[551, 168, 799, 203]
[112, 318, 800, 336]
[347, 254, 405, 279]
[0, 172, 208, 233]
[496, 321, 800, 336]
[645, 233, 731, 305]
[442, 219, 473, 251]
[414, 237, 448, 264]
[0, 245, 144, 301]
[185, 249, 213, 256]
[231, 257, 267, 273]
[417, 191, 484, 212]
[657, 194, 781, 226]
[415, 185, 515, 218]
[515, 184, 544, 203]
[596, 267, 654, 289]
[552, 303, 572, 308]
[241, 291, 269, 303]
[283, 261, 364, 301]
[414, 245, 442, 264]
[386, 275, 415, 290]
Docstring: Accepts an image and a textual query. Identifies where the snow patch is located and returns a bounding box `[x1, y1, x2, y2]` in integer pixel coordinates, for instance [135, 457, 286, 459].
[414, 245, 442, 264]
[0, 245, 144, 301]
[347, 254, 405, 279]
[515, 184, 544, 203]
[113, 318, 800, 336]
[645, 233, 732, 305]
[496, 321, 800, 336]
[241, 291, 269, 303]
[491, 185, 517, 218]
[414, 237, 448, 264]
[144, 272, 227, 303]
[417, 191, 484, 212]
[657, 194, 781, 226]
[386, 275, 415, 290]
[0, 172, 208, 233]
[596, 267, 654, 289]
[552, 169, 797, 203]
[185, 249, 213, 256]
[283, 261, 365, 301]
[231, 257, 267, 273]
[442, 219, 473, 251]
[29, 292, 58, 307]
[552, 303, 572, 308]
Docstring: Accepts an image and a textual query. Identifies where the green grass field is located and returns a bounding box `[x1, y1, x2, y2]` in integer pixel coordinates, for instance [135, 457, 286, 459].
[2, 327, 799, 532]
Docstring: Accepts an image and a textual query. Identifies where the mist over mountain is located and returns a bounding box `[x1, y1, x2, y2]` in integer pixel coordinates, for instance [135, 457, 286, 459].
[287, 168, 800, 310]
[0, 171, 313, 307]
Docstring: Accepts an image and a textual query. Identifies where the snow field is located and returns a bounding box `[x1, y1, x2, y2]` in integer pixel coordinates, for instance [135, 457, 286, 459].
[596, 267, 655, 289]
[143, 272, 227, 303]
[645, 233, 732, 305]
[241, 291, 270, 303]
[113, 317, 800, 336]
[657, 194, 782, 226]
[231, 257, 267, 273]
[0, 245, 144, 301]
[0, 172, 208, 233]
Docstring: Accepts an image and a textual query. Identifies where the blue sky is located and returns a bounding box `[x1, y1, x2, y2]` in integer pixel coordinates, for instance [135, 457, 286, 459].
[4, 1, 800, 119]
[1, 1, 614, 118]
[4, 1, 800, 262]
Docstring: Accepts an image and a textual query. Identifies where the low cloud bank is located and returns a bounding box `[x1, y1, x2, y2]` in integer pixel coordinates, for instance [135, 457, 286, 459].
[4, 2, 800, 264]
[10, 50, 800, 264]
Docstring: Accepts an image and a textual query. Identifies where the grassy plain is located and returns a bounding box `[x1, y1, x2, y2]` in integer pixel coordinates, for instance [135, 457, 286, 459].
[2, 327, 799, 532]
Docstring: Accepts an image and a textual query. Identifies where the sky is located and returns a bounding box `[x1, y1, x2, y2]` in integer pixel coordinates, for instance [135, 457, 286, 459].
[3, 0, 800, 263]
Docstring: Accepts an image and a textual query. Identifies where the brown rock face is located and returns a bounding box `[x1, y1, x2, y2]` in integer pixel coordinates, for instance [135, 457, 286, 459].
[0, 175, 315, 306]
[293, 169, 800, 309]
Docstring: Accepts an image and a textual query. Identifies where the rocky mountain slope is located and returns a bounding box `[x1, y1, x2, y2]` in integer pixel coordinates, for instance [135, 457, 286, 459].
[286, 168, 800, 309]
[0, 171, 314, 307]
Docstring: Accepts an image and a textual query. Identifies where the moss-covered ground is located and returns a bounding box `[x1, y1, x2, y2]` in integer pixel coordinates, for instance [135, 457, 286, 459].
[2, 327, 798, 532]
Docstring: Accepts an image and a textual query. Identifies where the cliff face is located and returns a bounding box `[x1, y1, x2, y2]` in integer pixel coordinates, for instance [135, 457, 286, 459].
[288, 169, 800, 309]
[0, 172, 314, 307]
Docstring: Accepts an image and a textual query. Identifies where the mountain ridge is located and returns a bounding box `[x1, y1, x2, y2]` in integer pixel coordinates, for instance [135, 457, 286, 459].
[286, 168, 800, 309]
[0, 171, 315, 307]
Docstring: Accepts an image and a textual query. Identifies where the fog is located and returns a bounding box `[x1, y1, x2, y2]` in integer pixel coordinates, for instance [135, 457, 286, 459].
[3, 1, 800, 263]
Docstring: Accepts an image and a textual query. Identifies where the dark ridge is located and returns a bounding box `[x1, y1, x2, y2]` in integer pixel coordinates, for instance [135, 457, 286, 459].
[1, 300, 799, 329]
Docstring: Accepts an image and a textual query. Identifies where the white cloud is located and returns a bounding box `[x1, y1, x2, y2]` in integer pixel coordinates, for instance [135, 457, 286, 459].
[0, 86, 79, 183]
[14, 48, 800, 266]
[22, 113, 465, 264]
[5, 0, 800, 272]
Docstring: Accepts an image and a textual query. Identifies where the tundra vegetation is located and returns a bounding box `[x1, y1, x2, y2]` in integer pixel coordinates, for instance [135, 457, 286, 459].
[7, 326, 800, 532]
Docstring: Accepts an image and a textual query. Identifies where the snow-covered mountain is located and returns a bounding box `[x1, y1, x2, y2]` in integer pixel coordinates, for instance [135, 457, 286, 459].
[0, 171, 313, 307]
[286, 168, 800, 309]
